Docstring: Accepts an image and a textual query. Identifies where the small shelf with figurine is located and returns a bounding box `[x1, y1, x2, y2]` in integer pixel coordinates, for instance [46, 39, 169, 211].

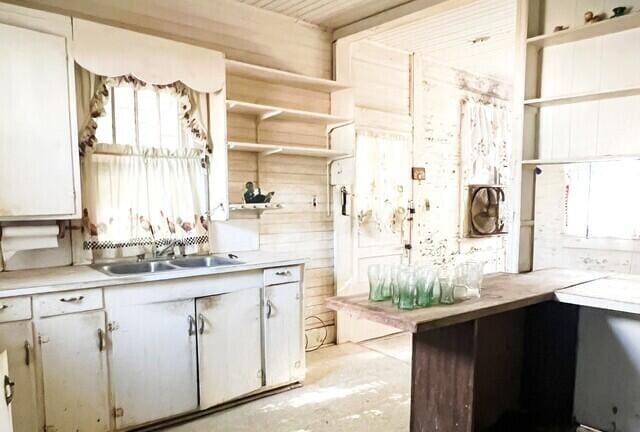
[229, 181, 283, 214]
[527, 7, 640, 48]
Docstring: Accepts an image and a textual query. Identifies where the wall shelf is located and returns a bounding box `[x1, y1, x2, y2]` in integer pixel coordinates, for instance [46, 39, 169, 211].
[228, 141, 350, 159]
[226, 100, 352, 128]
[527, 12, 640, 48]
[522, 154, 640, 165]
[524, 85, 640, 108]
[229, 203, 284, 212]
[226, 59, 350, 93]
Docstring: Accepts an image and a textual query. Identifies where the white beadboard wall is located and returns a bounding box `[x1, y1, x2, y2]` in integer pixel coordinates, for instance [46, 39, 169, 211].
[1, 0, 336, 345]
[412, 60, 513, 270]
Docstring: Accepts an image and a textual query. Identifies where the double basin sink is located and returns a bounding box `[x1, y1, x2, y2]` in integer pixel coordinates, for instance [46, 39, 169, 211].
[93, 255, 245, 276]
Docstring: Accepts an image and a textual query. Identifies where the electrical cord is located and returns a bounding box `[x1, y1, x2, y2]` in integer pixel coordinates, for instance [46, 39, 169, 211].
[304, 315, 328, 352]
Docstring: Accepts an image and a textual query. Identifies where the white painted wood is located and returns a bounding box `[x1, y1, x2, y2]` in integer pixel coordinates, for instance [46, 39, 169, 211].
[264, 282, 304, 386]
[34, 288, 102, 318]
[0, 351, 13, 432]
[525, 85, 640, 107]
[0, 321, 38, 432]
[229, 141, 350, 159]
[196, 288, 262, 408]
[38, 310, 110, 432]
[226, 60, 349, 92]
[226, 100, 352, 127]
[0, 21, 78, 220]
[106, 298, 198, 429]
[264, 266, 301, 286]
[0, 298, 31, 324]
[556, 277, 640, 315]
[523, 154, 640, 165]
[574, 308, 640, 431]
[209, 87, 230, 222]
[210, 220, 260, 253]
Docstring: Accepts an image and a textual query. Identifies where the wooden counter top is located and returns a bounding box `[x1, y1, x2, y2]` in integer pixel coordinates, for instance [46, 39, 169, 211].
[326, 268, 605, 333]
[556, 274, 640, 315]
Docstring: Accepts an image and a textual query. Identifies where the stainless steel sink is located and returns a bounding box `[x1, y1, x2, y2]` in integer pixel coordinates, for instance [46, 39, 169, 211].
[95, 261, 176, 276]
[93, 255, 244, 276]
[170, 256, 244, 268]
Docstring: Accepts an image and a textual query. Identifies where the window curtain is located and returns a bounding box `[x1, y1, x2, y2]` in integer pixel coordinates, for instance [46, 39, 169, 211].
[355, 130, 411, 233]
[75, 66, 210, 261]
[460, 99, 511, 186]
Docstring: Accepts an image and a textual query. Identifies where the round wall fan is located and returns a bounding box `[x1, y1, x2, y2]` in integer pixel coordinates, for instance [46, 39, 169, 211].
[469, 185, 507, 237]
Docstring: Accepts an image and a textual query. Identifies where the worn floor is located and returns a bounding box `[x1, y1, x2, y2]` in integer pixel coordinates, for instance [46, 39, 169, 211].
[166, 332, 412, 432]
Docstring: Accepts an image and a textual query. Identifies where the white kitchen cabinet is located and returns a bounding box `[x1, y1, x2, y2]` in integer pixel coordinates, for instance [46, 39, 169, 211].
[38, 310, 110, 432]
[264, 282, 304, 386]
[0, 351, 14, 432]
[0, 15, 80, 220]
[107, 299, 198, 429]
[0, 321, 39, 432]
[196, 287, 263, 408]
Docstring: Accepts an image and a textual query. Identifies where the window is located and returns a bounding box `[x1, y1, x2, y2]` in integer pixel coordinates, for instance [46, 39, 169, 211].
[81, 76, 210, 259]
[564, 161, 640, 239]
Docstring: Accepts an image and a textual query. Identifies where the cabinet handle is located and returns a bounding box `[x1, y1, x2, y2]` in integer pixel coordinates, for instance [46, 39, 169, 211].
[275, 270, 292, 277]
[188, 315, 196, 336]
[0, 305, 8, 311]
[24, 341, 30, 366]
[60, 296, 84, 303]
[4, 375, 14, 406]
[266, 300, 273, 319]
[198, 313, 205, 335]
[97, 328, 105, 352]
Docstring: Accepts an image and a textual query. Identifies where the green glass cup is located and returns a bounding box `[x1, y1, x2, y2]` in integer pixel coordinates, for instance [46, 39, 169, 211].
[416, 267, 435, 307]
[398, 269, 416, 310]
[368, 264, 385, 302]
[380, 264, 392, 300]
[390, 265, 400, 305]
[439, 275, 455, 305]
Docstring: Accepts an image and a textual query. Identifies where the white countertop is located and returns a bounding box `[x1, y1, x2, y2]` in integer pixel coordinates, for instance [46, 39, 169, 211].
[0, 251, 308, 298]
[555, 274, 640, 315]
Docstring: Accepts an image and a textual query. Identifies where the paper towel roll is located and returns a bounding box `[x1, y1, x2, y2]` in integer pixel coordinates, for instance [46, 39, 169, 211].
[1, 225, 60, 261]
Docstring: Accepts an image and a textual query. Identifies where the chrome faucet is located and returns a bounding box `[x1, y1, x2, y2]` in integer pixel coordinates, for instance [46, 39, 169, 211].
[136, 240, 185, 262]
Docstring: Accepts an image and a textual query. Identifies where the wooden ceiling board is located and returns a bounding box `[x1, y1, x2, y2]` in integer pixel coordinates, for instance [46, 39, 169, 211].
[234, 0, 412, 29]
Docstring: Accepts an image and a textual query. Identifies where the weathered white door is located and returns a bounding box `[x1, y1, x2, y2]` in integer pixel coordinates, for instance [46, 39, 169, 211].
[0, 321, 38, 432]
[0, 351, 14, 432]
[196, 288, 262, 408]
[0, 21, 79, 219]
[108, 299, 198, 429]
[38, 311, 110, 432]
[264, 283, 303, 386]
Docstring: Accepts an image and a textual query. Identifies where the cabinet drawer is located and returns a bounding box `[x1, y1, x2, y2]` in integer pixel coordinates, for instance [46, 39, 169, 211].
[35, 289, 103, 317]
[0, 297, 31, 323]
[264, 266, 301, 286]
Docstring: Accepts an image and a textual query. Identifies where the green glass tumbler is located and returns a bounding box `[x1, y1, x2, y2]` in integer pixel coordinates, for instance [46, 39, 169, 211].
[398, 269, 416, 310]
[439, 275, 455, 305]
[368, 264, 385, 302]
[390, 265, 400, 305]
[416, 267, 434, 307]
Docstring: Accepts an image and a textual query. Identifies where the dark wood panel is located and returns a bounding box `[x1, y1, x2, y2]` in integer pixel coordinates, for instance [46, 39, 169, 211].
[474, 309, 526, 430]
[411, 320, 476, 432]
[520, 302, 580, 427]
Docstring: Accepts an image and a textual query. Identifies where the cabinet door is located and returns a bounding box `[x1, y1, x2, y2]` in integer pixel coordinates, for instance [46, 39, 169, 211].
[0, 351, 14, 432]
[265, 283, 303, 386]
[38, 311, 110, 432]
[108, 299, 198, 429]
[196, 287, 262, 408]
[0, 22, 78, 219]
[0, 321, 38, 432]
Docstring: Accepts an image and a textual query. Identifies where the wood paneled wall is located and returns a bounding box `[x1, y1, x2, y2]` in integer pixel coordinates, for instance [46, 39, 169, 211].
[3, 0, 337, 345]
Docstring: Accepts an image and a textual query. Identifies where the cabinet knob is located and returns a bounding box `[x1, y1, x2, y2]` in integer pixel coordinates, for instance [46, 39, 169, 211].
[266, 300, 273, 318]
[98, 328, 105, 352]
[275, 270, 292, 277]
[4, 375, 15, 406]
[0, 305, 9, 311]
[198, 313, 205, 335]
[188, 315, 196, 336]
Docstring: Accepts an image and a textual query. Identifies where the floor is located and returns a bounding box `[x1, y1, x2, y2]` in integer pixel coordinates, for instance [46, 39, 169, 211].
[166, 332, 412, 432]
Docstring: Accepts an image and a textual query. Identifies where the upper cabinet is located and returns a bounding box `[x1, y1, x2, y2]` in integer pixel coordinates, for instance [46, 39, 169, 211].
[0, 5, 80, 220]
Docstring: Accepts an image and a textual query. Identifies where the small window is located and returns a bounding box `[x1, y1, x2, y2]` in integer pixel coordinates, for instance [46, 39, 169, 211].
[564, 160, 640, 239]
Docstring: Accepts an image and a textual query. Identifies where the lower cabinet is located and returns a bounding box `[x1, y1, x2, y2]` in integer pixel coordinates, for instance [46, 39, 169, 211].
[0, 351, 14, 432]
[196, 287, 263, 408]
[38, 310, 110, 432]
[264, 282, 303, 386]
[107, 299, 198, 430]
[0, 321, 38, 432]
